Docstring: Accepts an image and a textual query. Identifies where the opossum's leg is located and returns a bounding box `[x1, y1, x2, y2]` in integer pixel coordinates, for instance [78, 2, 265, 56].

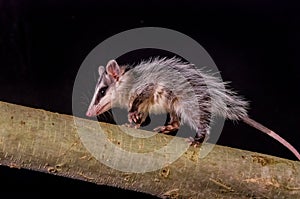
[153, 87, 180, 134]
[153, 111, 180, 134]
[127, 84, 155, 128]
[188, 129, 209, 147]
[188, 114, 211, 147]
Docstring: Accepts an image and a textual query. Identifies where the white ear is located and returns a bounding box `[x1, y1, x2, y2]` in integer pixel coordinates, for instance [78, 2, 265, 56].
[106, 60, 120, 79]
[98, 66, 105, 75]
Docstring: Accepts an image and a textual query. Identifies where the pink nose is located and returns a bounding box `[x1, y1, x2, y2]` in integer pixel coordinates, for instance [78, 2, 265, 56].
[86, 110, 93, 117]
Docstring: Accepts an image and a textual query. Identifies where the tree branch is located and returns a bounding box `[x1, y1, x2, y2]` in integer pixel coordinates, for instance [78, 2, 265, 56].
[0, 101, 299, 198]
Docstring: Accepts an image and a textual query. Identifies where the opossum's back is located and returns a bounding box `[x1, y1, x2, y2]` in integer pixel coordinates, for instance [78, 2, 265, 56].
[132, 57, 248, 120]
[133, 58, 207, 94]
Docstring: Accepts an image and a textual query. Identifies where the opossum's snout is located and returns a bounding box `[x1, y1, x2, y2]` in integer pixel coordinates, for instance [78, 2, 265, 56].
[86, 108, 96, 117]
[86, 86, 112, 117]
[86, 104, 110, 117]
[86, 99, 111, 117]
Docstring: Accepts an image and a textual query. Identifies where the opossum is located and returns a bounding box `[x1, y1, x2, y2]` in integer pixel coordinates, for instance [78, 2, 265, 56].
[86, 57, 300, 160]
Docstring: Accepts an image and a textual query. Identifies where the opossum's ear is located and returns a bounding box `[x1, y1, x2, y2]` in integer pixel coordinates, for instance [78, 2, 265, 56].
[98, 66, 105, 75]
[106, 60, 120, 80]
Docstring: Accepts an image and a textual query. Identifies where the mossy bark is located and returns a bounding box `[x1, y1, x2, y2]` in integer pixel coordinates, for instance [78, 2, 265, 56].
[0, 101, 299, 198]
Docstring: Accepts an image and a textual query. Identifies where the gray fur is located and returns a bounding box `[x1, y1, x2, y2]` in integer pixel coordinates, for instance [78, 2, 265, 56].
[86, 57, 300, 160]
[136, 58, 247, 132]
[93, 57, 248, 135]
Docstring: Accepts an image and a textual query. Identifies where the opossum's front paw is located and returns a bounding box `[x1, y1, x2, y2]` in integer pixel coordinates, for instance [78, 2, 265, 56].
[153, 125, 179, 134]
[128, 111, 144, 124]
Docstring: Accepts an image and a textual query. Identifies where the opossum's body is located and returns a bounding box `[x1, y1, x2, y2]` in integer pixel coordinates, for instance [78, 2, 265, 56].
[86, 57, 300, 160]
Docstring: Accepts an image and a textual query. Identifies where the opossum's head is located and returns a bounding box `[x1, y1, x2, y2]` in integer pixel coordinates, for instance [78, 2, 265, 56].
[86, 60, 124, 117]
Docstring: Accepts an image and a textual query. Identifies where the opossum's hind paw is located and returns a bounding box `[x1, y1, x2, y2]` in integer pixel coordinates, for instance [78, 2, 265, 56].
[153, 125, 179, 134]
[186, 136, 206, 148]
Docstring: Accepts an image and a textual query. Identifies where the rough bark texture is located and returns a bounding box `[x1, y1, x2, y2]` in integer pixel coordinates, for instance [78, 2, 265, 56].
[0, 101, 299, 198]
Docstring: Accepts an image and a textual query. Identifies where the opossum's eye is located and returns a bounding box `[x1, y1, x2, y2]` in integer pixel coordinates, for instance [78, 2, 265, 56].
[99, 86, 108, 97]
[94, 86, 108, 105]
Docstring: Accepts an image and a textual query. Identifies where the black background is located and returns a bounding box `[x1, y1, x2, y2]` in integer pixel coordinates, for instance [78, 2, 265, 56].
[0, 0, 299, 196]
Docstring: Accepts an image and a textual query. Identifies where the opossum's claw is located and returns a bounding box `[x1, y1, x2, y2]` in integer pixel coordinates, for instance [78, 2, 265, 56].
[128, 111, 144, 124]
[153, 125, 179, 134]
[153, 126, 166, 132]
[186, 137, 203, 148]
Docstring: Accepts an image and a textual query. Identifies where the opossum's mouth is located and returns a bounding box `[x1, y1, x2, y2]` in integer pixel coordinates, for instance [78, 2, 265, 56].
[96, 102, 110, 115]
[86, 102, 110, 117]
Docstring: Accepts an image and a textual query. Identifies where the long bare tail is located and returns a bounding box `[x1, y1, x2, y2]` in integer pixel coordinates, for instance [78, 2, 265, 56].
[242, 117, 300, 161]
